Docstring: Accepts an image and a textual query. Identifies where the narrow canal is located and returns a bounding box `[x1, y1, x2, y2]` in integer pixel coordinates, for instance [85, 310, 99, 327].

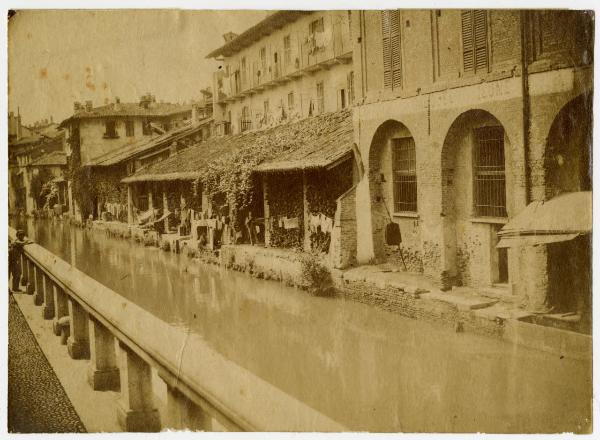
[15, 218, 592, 432]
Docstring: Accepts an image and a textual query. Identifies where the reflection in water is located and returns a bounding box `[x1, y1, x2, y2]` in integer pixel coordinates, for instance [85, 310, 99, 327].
[17, 219, 592, 433]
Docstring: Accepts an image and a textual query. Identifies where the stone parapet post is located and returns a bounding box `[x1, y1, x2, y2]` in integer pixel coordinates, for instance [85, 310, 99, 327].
[67, 298, 90, 359]
[33, 265, 44, 306]
[116, 341, 161, 432]
[160, 373, 212, 431]
[25, 259, 35, 295]
[52, 284, 69, 336]
[88, 317, 120, 391]
[42, 274, 55, 320]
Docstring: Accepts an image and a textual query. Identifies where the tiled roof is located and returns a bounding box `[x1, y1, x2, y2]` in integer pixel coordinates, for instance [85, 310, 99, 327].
[206, 11, 312, 58]
[28, 150, 67, 167]
[59, 102, 192, 126]
[90, 118, 212, 166]
[122, 110, 353, 183]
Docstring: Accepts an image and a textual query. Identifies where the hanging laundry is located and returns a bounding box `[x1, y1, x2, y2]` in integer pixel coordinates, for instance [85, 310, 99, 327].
[284, 217, 299, 230]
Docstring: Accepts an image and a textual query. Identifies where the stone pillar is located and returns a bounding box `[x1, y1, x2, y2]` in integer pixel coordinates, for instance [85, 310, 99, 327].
[116, 342, 161, 432]
[20, 253, 28, 288]
[52, 284, 69, 336]
[41, 275, 55, 320]
[26, 259, 35, 295]
[127, 185, 134, 225]
[33, 265, 44, 306]
[263, 175, 271, 247]
[160, 374, 212, 431]
[522, 245, 551, 313]
[302, 171, 311, 252]
[163, 185, 170, 232]
[87, 318, 120, 391]
[67, 298, 90, 359]
[148, 185, 154, 211]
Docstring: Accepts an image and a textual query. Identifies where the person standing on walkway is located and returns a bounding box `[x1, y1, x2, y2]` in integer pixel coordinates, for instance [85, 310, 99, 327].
[9, 230, 30, 293]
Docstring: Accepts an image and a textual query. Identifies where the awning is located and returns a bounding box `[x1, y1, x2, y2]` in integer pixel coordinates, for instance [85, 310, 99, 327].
[496, 191, 592, 248]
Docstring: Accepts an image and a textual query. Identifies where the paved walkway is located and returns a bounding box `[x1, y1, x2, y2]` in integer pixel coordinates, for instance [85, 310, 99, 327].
[8, 293, 86, 433]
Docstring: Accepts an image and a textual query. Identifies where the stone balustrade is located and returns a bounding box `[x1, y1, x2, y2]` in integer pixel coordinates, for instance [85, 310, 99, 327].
[8, 226, 345, 433]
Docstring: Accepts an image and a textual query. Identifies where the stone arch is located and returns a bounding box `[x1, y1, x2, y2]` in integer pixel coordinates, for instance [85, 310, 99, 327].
[544, 93, 592, 198]
[440, 109, 514, 288]
[543, 94, 592, 326]
[367, 119, 417, 263]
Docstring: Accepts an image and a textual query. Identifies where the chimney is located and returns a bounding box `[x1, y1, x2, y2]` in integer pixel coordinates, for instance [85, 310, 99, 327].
[74, 101, 82, 112]
[191, 104, 197, 122]
[139, 93, 151, 109]
[50, 115, 53, 124]
[114, 97, 121, 111]
[115, 97, 120, 104]
[85, 100, 93, 112]
[223, 32, 238, 43]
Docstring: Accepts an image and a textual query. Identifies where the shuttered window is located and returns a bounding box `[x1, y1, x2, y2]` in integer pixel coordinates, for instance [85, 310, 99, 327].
[381, 10, 402, 90]
[461, 10, 488, 74]
[392, 137, 417, 212]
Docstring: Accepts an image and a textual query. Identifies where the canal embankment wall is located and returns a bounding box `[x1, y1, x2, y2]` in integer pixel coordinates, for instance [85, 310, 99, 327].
[66, 218, 591, 359]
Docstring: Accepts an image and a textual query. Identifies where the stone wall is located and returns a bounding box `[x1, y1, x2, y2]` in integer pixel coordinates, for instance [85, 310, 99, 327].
[329, 185, 357, 269]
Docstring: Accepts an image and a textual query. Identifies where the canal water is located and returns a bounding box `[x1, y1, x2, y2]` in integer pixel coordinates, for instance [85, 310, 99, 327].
[15, 218, 592, 433]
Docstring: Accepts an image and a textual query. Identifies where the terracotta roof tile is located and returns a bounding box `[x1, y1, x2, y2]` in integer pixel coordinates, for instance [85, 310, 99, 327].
[122, 109, 353, 183]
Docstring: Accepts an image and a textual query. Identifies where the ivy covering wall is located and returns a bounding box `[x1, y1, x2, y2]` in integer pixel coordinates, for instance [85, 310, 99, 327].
[268, 172, 304, 250]
[306, 159, 354, 253]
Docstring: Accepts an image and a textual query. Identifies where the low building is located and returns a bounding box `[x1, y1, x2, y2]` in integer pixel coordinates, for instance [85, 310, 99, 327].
[59, 95, 193, 221]
[8, 114, 66, 214]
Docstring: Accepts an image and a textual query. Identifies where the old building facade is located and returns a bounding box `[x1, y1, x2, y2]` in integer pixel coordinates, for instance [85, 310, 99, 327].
[349, 10, 593, 309]
[209, 10, 354, 135]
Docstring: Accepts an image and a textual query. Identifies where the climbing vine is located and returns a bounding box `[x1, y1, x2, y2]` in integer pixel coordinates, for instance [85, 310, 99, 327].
[268, 172, 304, 250]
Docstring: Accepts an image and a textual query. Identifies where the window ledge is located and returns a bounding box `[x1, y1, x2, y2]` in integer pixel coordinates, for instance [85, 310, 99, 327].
[470, 216, 508, 225]
[393, 212, 419, 219]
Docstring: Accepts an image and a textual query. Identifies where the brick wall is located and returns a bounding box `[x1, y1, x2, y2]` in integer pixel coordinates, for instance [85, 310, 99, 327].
[329, 185, 357, 269]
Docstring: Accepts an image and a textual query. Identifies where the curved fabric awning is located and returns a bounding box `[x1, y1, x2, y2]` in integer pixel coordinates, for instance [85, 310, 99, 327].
[497, 191, 592, 248]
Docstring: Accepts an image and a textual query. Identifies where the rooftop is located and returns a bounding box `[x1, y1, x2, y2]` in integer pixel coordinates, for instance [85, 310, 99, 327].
[90, 117, 213, 167]
[28, 150, 67, 167]
[59, 102, 192, 127]
[122, 109, 353, 183]
[206, 11, 312, 59]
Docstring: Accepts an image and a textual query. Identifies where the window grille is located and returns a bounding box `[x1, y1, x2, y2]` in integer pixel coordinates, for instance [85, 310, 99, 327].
[473, 126, 506, 217]
[392, 137, 417, 212]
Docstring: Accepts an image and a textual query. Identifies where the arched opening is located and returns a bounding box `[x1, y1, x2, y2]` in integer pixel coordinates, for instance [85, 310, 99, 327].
[368, 120, 418, 266]
[440, 110, 512, 288]
[545, 94, 592, 197]
[544, 94, 592, 330]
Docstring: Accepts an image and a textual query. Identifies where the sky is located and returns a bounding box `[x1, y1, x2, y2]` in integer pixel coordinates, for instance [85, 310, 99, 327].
[8, 9, 270, 126]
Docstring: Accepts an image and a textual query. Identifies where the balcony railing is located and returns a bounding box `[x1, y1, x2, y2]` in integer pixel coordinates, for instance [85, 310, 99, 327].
[240, 119, 253, 132]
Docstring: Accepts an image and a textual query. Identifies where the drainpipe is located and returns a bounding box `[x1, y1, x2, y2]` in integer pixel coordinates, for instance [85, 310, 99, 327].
[520, 10, 531, 205]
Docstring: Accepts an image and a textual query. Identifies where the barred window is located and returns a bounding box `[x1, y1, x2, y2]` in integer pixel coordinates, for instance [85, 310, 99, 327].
[473, 126, 506, 217]
[392, 137, 417, 212]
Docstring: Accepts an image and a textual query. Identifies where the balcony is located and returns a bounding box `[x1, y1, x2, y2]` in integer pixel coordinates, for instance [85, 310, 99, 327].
[217, 21, 352, 105]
